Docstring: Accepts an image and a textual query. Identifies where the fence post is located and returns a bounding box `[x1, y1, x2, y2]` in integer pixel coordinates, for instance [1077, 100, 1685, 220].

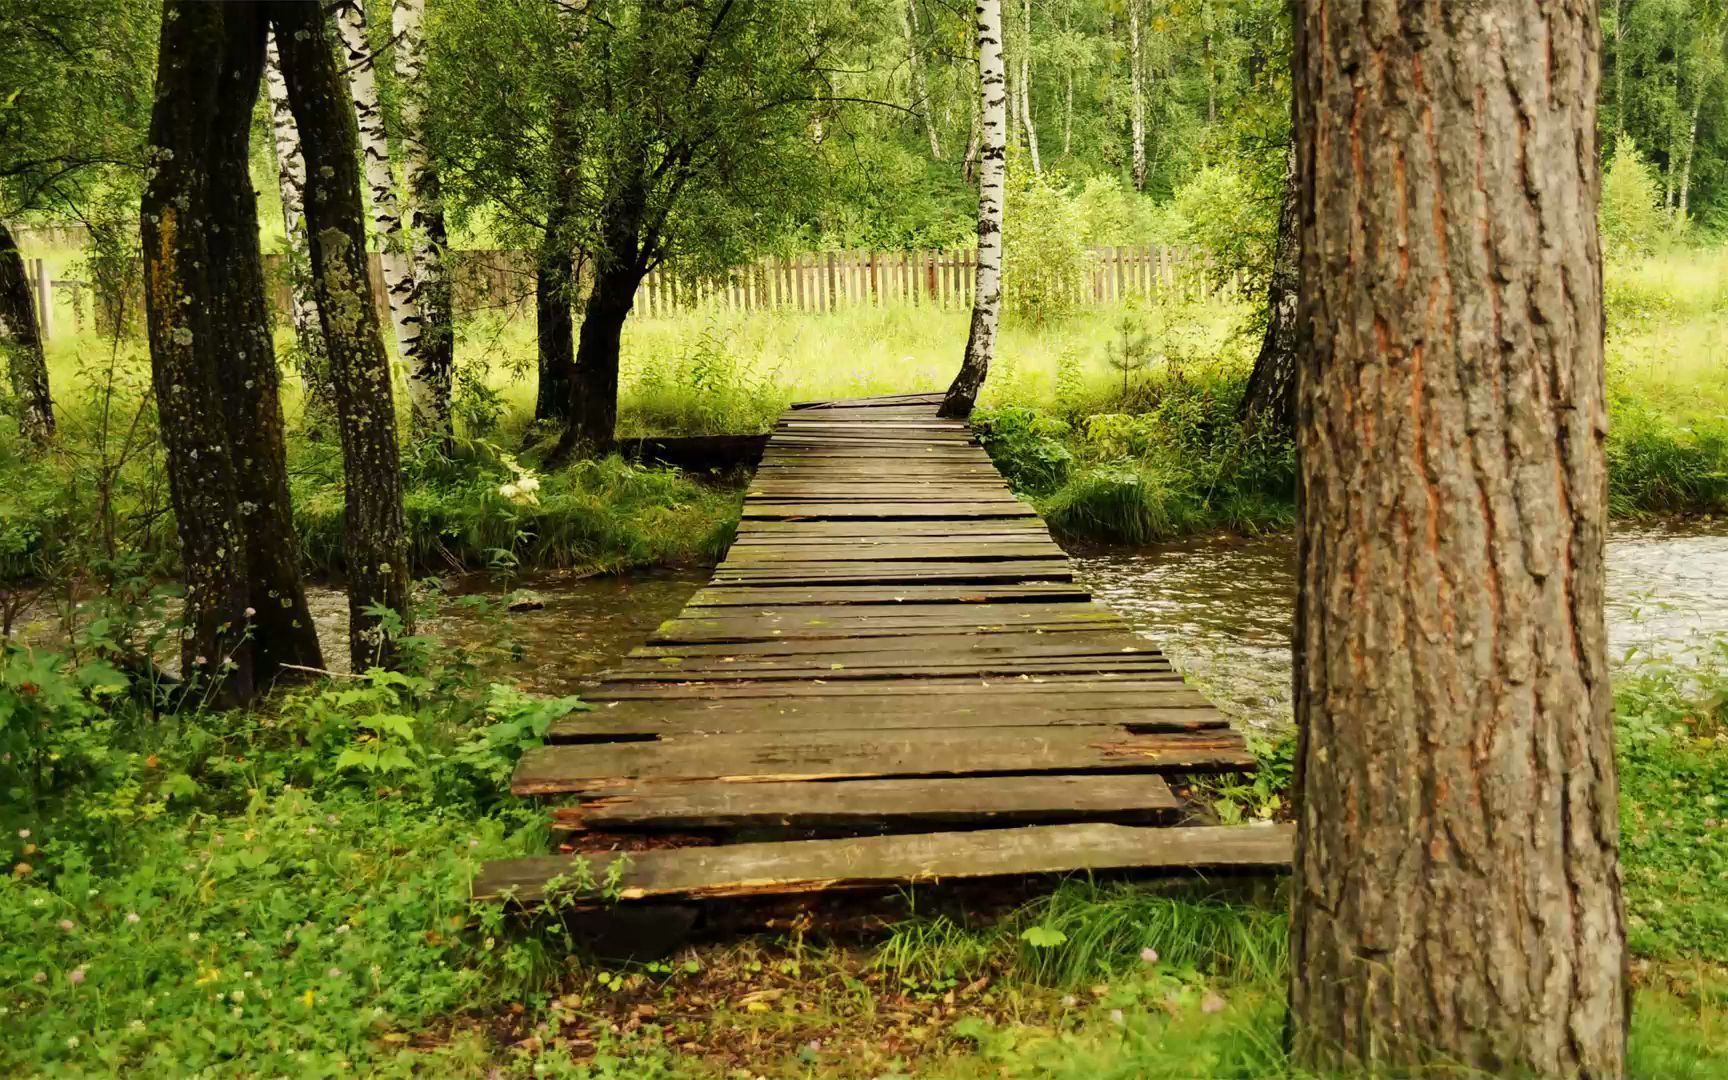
[32, 259, 52, 341]
[824, 252, 837, 312]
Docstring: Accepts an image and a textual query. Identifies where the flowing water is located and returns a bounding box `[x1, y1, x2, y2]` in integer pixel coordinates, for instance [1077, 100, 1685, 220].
[1073, 520, 1728, 735]
[19, 526, 1725, 728]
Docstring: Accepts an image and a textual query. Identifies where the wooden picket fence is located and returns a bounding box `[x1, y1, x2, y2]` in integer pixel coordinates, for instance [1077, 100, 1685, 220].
[29, 245, 1227, 340]
[632, 245, 1228, 317]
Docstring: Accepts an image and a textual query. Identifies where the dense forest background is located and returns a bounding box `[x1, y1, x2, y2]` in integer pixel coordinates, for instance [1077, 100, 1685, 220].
[7, 0, 1725, 275]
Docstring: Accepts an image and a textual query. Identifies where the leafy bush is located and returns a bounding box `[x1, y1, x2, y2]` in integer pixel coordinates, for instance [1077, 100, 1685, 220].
[1159, 165, 1278, 293]
[0, 594, 589, 1075]
[1002, 165, 1095, 325]
[1601, 134, 1671, 258]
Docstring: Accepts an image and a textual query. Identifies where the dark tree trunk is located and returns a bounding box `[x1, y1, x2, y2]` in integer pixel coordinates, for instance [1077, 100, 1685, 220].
[554, 173, 647, 457]
[1289, 4, 1625, 1077]
[141, 1, 276, 703]
[0, 220, 54, 446]
[1236, 146, 1298, 439]
[534, 235, 578, 424]
[560, 259, 642, 455]
[206, 6, 324, 678]
[535, 96, 581, 426]
[272, 0, 411, 671]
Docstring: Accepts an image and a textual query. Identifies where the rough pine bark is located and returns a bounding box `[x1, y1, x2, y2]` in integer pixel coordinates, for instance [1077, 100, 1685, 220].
[273, 0, 412, 671]
[0, 219, 55, 446]
[940, 0, 1005, 419]
[1236, 147, 1298, 439]
[332, 0, 427, 410]
[391, 0, 456, 444]
[1126, 0, 1147, 191]
[1288, 3, 1626, 1076]
[264, 32, 335, 421]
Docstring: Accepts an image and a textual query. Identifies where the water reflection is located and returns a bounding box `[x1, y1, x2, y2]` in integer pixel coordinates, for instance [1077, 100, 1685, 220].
[1073, 520, 1728, 735]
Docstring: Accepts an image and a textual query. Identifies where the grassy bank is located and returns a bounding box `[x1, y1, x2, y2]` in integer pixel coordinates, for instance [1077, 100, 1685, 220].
[5, 608, 1727, 1075]
[7, 247, 1724, 573]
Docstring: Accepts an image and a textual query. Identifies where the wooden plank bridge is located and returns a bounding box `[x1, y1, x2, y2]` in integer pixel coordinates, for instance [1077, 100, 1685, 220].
[477, 392, 1290, 905]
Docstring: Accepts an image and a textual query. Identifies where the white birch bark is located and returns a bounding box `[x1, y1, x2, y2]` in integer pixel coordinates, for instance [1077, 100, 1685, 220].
[263, 33, 325, 372]
[1018, 0, 1040, 174]
[391, 0, 455, 440]
[939, 0, 1005, 418]
[331, 0, 425, 403]
[902, 0, 942, 160]
[1127, 0, 1147, 191]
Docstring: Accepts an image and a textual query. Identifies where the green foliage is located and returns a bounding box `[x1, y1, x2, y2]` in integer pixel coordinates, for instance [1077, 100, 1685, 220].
[1160, 164, 1278, 292]
[977, 357, 1297, 545]
[0, 0, 156, 216]
[1002, 165, 1094, 325]
[0, 593, 590, 1075]
[1601, 134, 1672, 258]
[1614, 638, 1728, 963]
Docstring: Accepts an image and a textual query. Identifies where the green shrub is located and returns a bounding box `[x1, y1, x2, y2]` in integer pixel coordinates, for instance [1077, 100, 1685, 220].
[1003, 165, 1095, 325]
[1601, 134, 1671, 258]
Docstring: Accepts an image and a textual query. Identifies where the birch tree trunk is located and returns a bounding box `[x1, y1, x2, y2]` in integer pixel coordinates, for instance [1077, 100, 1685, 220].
[903, 0, 942, 160]
[391, 0, 456, 444]
[1017, 0, 1040, 174]
[273, 0, 412, 671]
[1679, 95, 1701, 219]
[263, 32, 334, 420]
[1126, 0, 1147, 191]
[0, 220, 55, 446]
[1289, 3, 1626, 1076]
[1235, 146, 1297, 438]
[939, 0, 1005, 419]
[331, 2, 426, 406]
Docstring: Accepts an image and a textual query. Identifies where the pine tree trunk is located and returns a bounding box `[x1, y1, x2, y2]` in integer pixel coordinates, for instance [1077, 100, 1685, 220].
[263, 32, 334, 422]
[331, 1, 424, 402]
[206, 12, 324, 681]
[1236, 147, 1298, 439]
[391, 0, 456, 444]
[273, 0, 412, 672]
[940, 0, 1005, 419]
[1017, 0, 1040, 174]
[1289, 4, 1626, 1076]
[143, 1, 322, 702]
[0, 219, 55, 446]
[903, 0, 942, 160]
[1126, 0, 1147, 191]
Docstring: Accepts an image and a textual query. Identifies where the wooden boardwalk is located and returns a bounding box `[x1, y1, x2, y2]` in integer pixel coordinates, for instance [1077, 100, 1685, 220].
[477, 393, 1290, 904]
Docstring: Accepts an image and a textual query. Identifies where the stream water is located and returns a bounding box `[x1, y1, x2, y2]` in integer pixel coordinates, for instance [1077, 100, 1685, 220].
[1073, 520, 1728, 735]
[23, 525, 1726, 728]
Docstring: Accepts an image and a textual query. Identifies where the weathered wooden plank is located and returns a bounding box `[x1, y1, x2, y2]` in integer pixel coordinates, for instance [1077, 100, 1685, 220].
[549, 701, 1222, 740]
[725, 542, 1066, 563]
[551, 774, 1182, 831]
[710, 564, 1074, 587]
[741, 504, 1034, 521]
[585, 677, 1200, 703]
[606, 657, 1175, 683]
[513, 729, 1253, 794]
[474, 823, 1293, 902]
[628, 632, 1150, 659]
[686, 583, 1090, 606]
